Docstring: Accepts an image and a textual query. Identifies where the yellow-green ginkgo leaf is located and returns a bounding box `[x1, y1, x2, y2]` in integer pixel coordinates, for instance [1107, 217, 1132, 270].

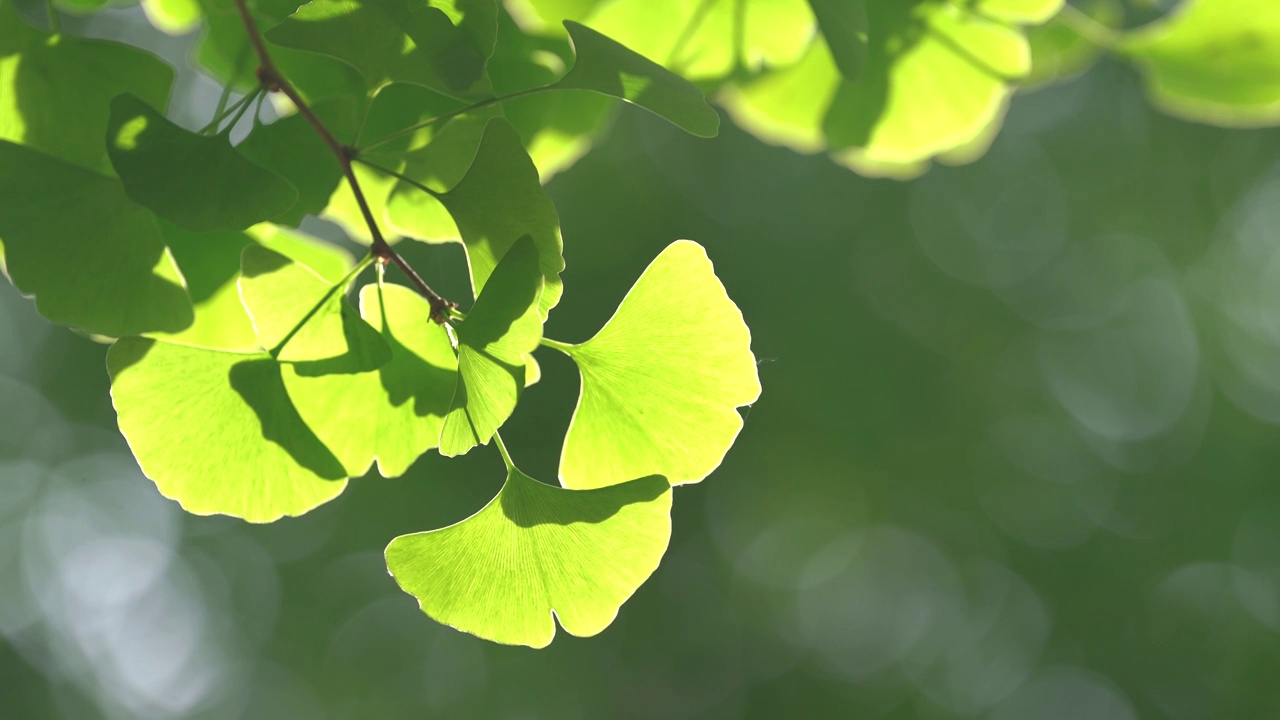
[1121, 0, 1280, 127]
[107, 94, 298, 232]
[0, 140, 192, 337]
[556, 240, 760, 490]
[439, 236, 544, 457]
[238, 245, 390, 370]
[439, 118, 564, 318]
[386, 462, 672, 648]
[282, 282, 458, 478]
[108, 338, 348, 522]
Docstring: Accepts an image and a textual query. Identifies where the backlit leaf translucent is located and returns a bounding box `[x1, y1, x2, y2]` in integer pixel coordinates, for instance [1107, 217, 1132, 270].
[107, 94, 298, 232]
[386, 466, 671, 647]
[0, 140, 192, 337]
[440, 119, 564, 317]
[0, 1, 174, 171]
[439, 237, 543, 456]
[554, 21, 719, 137]
[282, 283, 458, 478]
[1122, 0, 1280, 127]
[266, 0, 488, 95]
[559, 241, 760, 489]
[142, 0, 203, 35]
[150, 222, 354, 351]
[239, 245, 389, 368]
[807, 0, 867, 80]
[108, 338, 348, 522]
[1023, 0, 1118, 89]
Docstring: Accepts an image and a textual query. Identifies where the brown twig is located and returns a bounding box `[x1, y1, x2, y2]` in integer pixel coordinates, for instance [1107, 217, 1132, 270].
[231, 0, 456, 323]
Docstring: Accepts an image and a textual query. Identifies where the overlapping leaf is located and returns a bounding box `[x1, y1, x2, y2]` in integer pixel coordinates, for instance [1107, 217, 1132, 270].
[238, 245, 389, 369]
[108, 338, 349, 522]
[438, 118, 564, 317]
[386, 464, 671, 647]
[282, 283, 458, 477]
[557, 241, 760, 489]
[0, 1, 174, 171]
[0, 140, 192, 337]
[439, 236, 543, 456]
[266, 0, 489, 95]
[107, 94, 298, 232]
[1122, 0, 1280, 127]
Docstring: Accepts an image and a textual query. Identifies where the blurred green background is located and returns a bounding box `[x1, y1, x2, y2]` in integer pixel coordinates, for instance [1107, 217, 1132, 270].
[6, 3, 1280, 718]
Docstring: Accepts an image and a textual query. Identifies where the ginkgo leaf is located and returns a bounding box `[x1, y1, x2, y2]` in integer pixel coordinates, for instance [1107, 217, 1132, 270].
[266, 0, 488, 95]
[0, 2, 174, 171]
[439, 236, 543, 457]
[557, 240, 760, 490]
[141, 0, 203, 35]
[107, 94, 298, 232]
[553, 21, 719, 137]
[807, 0, 867, 80]
[385, 464, 672, 648]
[581, 0, 816, 80]
[977, 0, 1064, 24]
[237, 98, 360, 227]
[439, 118, 564, 317]
[431, 0, 499, 58]
[1122, 0, 1280, 127]
[282, 282, 458, 478]
[151, 222, 355, 351]
[822, 1, 1047, 178]
[1022, 0, 1118, 89]
[0, 140, 192, 337]
[108, 338, 349, 522]
[238, 245, 390, 369]
[718, 36, 842, 155]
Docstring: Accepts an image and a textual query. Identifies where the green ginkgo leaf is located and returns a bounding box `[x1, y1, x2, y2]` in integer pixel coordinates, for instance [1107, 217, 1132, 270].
[557, 240, 760, 490]
[439, 118, 564, 317]
[431, 0, 499, 58]
[0, 140, 192, 337]
[108, 338, 348, 521]
[266, 0, 488, 95]
[1122, 0, 1280, 127]
[282, 282, 458, 478]
[386, 463, 672, 648]
[1022, 0, 1118, 89]
[237, 99, 360, 227]
[0, 1, 174, 172]
[141, 0, 204, 35]
[439, 236, 543, 457]
[718, 36, 842, 155]
[151, 222, 355, 351]
[553, 21, 719, 137]
[239, 245, 390, 369]
[107, 94, 298, 232]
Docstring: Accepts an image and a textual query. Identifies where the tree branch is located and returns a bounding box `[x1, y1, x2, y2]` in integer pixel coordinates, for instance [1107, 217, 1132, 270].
[230, 0, 457, 323]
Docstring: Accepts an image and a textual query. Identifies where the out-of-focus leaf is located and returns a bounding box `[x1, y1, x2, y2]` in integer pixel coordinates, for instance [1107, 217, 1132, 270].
[557, 240, 759, 489]
[108, 338, 348, 522]
[386, 466, 671, 647]
[808, 0, 868, 79]
[142, 0, 203, 35]
[1122, 0, 1280, 127]
[0, 2, 174, 171]
[107, 94, 298, 232]
[0, 141, 192, 337]
[1023, 0, 1120, 90]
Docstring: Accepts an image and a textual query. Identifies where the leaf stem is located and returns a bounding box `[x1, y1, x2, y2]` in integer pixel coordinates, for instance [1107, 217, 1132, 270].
[219, 87, 261, 136]
[271, 254, 374, 355]
[492, 430, 515, 471]
[353, 157, 443, 199]
[357, 86, 550, 153]
[1056, 3, 1120, 50]
[199, 91, 256, 135]
[230, 0, 456, 323]
[46, 0, 60, 33]
[539, 337, 576, 354]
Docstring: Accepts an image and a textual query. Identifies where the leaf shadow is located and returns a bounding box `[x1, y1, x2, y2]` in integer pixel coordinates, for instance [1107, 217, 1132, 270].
[500, 472, 670, 528]
[229, 357, 347, 480]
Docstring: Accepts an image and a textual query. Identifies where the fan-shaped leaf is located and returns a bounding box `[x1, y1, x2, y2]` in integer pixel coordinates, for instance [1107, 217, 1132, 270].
[808, 0, 867, 80]
[558, 241, 760, 489]
[107, 94, 298, 232]
[439, 236, 543, 456]
[386, 466, 671, 647]
[0, 141, 192, 337]
[108, 338, 348, 522]
[282, 283, 458, 478]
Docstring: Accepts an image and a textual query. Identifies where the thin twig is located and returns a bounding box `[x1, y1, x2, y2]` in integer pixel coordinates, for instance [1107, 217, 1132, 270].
[230, 0, 456, 323]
